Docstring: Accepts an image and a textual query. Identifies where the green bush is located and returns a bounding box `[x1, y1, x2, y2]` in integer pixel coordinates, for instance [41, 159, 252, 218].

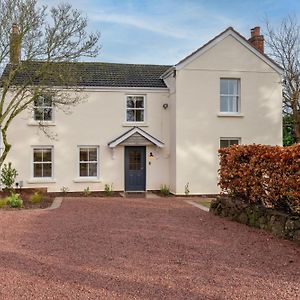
[6, 193, 23, 208]
[104, 183, 113, 196]
[1, 162, 18, 189]
[29, 192, 42, 204]
[0, 198, 8, 208]
[83, 186, 91, 196]
[160, 184, 170, 196]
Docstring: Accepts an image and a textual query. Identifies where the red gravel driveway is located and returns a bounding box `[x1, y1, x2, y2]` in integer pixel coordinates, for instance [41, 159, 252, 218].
[0, 197, 299, 299]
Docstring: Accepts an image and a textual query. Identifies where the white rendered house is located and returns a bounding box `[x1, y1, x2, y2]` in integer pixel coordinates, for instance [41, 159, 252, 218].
[1, 26, 282, 194]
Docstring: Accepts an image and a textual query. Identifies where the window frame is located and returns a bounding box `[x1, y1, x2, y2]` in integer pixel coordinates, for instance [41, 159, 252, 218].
[220, 78, 241, 113]
[125, 95, 146, 123]
[78, 146, 99, 178]
[33, 95, 54, 122]
[219, 138, 241, 148]
[32, 146, 54, 179]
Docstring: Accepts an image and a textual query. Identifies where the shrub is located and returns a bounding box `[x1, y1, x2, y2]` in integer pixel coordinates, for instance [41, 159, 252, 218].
[1, 162, 18, 190]
[104, 183, 113, 196]
[185, 182, 190, 195]
[60, 186, 69, 193]
[0, 198, 8, 208]
[218, 144, 300, 214]
[160, 184, 170, 196]
[83, 186, 91, 196]
[29, 192, 42, 204]
[6, 193, 23, 208]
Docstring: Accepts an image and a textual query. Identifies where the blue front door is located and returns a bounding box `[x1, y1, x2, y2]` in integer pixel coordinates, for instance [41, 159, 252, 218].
[125, 146, 146, 191]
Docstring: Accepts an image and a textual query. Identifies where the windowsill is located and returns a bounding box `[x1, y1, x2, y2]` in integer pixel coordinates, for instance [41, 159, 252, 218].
[122, 122, 148, 127]
[73, 178, 102, 183]
[27, 178, 56, 184]
[27, 120, 56, 126]
[217, 113, 244, 118]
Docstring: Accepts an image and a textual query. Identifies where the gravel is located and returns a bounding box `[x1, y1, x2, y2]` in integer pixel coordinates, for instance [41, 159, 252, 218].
[0, 197, 299, 299]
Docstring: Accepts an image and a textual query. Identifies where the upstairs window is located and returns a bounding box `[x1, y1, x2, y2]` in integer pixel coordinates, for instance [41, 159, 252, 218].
[126, 96, 145, 122]
[34, 95, 53, 121]
[33, 147, 53, 178]
[220, 79, 240, 113]
[79, 147, 99, 177]
[220, 138, 240, 148]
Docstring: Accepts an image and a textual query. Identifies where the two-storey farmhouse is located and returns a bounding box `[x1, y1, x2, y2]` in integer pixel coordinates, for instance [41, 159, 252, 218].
[0, 26, 282, 194]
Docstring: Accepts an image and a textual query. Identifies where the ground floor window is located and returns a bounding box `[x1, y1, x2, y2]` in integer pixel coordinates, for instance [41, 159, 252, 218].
[79, 147, 99, 177]
[33, 147, 53, 178]
[220, 138, 241, 148]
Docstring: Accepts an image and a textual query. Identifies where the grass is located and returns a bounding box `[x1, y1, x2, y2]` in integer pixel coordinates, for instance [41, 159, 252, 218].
[196, 198, 214, 208]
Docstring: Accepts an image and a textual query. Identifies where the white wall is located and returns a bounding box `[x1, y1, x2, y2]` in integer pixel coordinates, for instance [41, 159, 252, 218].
[173, 34, 282, 194]
[6, 88, 170, 192]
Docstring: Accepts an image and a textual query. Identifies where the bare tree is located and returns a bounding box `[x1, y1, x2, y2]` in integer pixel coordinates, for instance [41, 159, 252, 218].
[265, 15, 300, 143]
[0, 0, 100, 166]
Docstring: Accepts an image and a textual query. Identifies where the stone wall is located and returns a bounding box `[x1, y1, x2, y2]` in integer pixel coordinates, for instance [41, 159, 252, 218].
[210, 197, 300, 243]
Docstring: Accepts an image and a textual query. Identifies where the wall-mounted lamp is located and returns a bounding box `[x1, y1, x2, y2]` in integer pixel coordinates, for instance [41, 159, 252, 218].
[163, 103, 168, 109]
[149, 152, 154, 165]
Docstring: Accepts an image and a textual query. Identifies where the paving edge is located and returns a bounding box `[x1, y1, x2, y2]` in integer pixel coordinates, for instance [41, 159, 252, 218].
[185, 200, 210, 212]
[45, 197, 63, 211]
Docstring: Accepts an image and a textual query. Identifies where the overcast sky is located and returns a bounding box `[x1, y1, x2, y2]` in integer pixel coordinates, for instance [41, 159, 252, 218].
[41, 0, 300, 65]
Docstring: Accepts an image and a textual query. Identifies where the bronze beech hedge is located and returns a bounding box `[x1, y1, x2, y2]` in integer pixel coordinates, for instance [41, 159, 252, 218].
[218, 144, 300, 214]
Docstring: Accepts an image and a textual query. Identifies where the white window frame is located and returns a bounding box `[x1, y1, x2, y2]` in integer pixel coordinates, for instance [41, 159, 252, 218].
[220, 78, 241, 113]
[33, 95, 54, 122]
[32, 146, 54, 178]
[78, 146, 99, 178]
[220, 137, 241, 148]
[125, 95, 146, 123]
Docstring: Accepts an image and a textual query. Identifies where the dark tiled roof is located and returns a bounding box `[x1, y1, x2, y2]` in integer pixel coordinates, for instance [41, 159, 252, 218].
[1, 61, 171, 88]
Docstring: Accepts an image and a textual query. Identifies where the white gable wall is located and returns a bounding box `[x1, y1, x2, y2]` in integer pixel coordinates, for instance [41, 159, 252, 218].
[173, 34, 282, 194]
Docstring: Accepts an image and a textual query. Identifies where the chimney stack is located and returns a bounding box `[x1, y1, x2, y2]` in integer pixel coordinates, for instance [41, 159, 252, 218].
[10, 23, 21, 65]
[248, 26, 264, 53]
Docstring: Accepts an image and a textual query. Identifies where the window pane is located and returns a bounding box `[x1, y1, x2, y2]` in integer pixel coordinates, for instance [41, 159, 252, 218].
[220, 96, 228, 112]
[33, 163, 42, 177]
[34, 149, 43, 162]
[34, 108, 44, 121]
[43, 163, 52, 177]
[126, 110, 135, 122]
[80, 163, 88, 176]
[43, 108, 52, 121]
[229, 140, 239, 146]
[43, 96, 52, 107]
[43, 149, 52, 162]
[34, 97, 44, 107]
[135, 99, 144, 108]
[80, 149, 88, 161]
[89, 163, 97, 177]
[228, 80, 235, 94]
[127, 99, 134, 108]
[220, 140, 229, 148]
[135, 110, 144, 122]
[88, 148, 97, 161]
[220, 79, 228, 94]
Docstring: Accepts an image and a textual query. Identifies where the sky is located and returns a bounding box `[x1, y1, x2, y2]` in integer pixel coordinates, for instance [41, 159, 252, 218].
[41, 0, 300, 65]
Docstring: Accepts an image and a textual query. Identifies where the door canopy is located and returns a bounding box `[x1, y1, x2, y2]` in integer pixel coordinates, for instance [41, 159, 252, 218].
[108, 127, 164, 148]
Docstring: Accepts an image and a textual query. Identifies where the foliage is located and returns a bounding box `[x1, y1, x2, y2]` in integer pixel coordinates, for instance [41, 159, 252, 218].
[184, 182, 190, 195]
[104, 184, 113, 196]
[6, 193, 23, 208]
[0, 198, 8, 208]
[218, 144, 300, 215]
[265, 16, 300, 142]
[160, 184, 170, 196]
[0, 0, 100, 167]
[29, 191, 42, 204]
[83, 186, 91, 196]
[60, 186, 69, 193]
[1, 162, 18, 189]
[283, 115, 296, 146]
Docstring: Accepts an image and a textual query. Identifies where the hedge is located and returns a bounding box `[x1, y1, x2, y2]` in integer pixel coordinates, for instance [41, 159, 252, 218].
[218, 144, 300, 215]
